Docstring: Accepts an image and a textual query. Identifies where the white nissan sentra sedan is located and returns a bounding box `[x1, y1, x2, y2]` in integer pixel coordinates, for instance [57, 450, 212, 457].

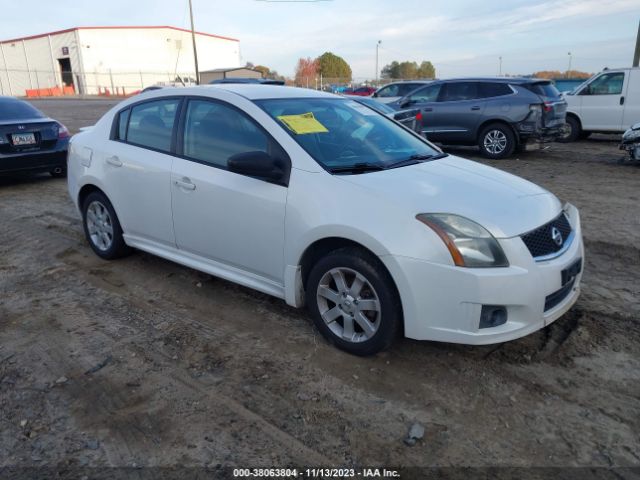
[67, 85, 584, 356]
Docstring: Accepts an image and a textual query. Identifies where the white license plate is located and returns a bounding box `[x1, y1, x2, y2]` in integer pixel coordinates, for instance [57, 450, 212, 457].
[11, 133, 36, 146]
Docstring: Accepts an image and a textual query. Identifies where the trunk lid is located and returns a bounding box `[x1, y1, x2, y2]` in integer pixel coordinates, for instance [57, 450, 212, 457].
[0, 118, 60, 155]
[524, 81, 567, 128]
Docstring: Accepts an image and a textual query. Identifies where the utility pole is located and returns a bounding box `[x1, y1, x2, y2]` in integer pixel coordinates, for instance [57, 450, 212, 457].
[188, 0, 200, 85]
[633, 19, 640, 67]
[498, 56, 502, 76]
[567, 52, 572, 78]
[375, 40, 381, 86]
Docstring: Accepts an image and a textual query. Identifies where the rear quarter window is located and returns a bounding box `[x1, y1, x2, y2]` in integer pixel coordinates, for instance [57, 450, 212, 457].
[522, 82, 561, 98]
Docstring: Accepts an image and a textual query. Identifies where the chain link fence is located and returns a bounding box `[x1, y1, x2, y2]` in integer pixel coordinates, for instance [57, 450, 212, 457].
[0, 68, 198, 98]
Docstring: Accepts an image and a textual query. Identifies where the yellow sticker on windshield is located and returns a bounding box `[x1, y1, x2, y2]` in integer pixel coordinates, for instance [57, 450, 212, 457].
[277, 112, 329, 135]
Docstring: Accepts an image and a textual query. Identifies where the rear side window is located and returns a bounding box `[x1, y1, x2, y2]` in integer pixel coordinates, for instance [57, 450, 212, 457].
[479, 82, 513, 98]
[522, 82, 561, 98]
[439, 82, 479, 101]
[126, 99, 180, 152]
[182, 99, 271, 169]
[116, 109, 129, 140]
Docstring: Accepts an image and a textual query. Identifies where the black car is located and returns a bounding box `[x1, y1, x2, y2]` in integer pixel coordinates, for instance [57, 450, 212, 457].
[388, 77, 567, 158]
[0, 97, 69, 176]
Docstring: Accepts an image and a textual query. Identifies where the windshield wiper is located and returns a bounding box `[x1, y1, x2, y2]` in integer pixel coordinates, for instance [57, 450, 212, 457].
[328, 162, 386, 174]
[386, 152, 448, 169]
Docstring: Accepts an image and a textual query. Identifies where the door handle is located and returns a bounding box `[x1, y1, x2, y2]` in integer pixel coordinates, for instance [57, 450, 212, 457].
[174, 178, 196, 191]
[423, 107, 433, 112]
[106, 156, 122, 167]
[620, 96, 625, 105]
[470, 106, 481, 111]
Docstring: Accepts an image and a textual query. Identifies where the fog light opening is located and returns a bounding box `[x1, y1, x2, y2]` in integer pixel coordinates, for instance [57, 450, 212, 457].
[479, 305, 507, 329]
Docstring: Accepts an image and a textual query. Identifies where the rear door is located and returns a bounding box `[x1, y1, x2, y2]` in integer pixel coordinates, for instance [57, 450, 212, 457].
[428, 81, 486, 143]
[102, 97, 180, 248]
[622, 69, 640, 129]
[576, 71, 627, 131]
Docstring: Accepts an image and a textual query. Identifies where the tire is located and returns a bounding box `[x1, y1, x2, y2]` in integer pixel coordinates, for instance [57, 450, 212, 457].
[305, 247, 402, 356]
[478, 123, 516, 159]
[557, 115, 581, 143]
[50, 167, 67, 178]
[81, 191, 131, 260]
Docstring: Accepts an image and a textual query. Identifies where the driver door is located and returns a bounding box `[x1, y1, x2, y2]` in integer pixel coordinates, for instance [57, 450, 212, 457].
[578, 72, 627, 131]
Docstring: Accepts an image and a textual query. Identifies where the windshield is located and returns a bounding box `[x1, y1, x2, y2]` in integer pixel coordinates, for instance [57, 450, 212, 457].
[256, 98, 439, 173]
[0, 99, 44, 121]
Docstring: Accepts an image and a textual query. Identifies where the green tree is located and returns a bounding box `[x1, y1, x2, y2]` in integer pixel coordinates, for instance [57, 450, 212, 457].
[381, 60, 436, 79]
[254, 65, 271, 78]
[316, 52, 352, 82]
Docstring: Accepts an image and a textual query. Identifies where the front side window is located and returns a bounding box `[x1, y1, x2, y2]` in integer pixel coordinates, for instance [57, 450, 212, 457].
[376, 85, 399, 97]
[257, 98, 441, 173]
[439, 82, 479, 102]
[126, 99, 180, 152]
[182, 99, 271, 169]
[582, 73, 624, 95]
[398, 83, 423, 96]
[409, 83, 442, 103]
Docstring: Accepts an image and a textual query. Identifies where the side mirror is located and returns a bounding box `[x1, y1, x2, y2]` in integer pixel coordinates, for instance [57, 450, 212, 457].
[228, 151, 285, 182]
[399, 98, 413, 108]
[372, 92, 378, 98]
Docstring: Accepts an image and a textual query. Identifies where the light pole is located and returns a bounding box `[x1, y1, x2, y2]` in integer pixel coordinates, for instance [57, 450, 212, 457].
[188, 0, 200, 85]
[498, 56, 502, 76]
[375, 40, 382, 86]
[566, 52, 572, 79]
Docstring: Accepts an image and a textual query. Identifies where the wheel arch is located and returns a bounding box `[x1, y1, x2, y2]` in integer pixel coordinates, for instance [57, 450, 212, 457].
[476, 118, 518, 143]
[78, 183, 107, 210]
[294, 236, 405, 335]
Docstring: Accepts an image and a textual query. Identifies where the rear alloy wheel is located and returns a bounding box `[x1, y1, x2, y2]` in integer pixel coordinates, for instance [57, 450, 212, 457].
[306, 247, 401, 356]
[82, 191, 131, 260]
[478, 123, 516, 159]
[557, 115, 581, 143]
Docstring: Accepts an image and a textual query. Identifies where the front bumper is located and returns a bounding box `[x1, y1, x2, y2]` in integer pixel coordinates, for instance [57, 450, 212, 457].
[382, 206, 584, 344]
[0, 141, 68, 175]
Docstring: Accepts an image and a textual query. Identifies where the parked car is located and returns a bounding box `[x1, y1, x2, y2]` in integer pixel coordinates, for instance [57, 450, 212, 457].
[388, 78, 567, 159]
[68, 85, 583, 356]
[620, 122, 640, 161]
[0, 96, 69, 177]
[372, 81, 432, 104]
[560, 67, 640, 142]
[347, 95, 423, 134]
[345, 86, 377, 97]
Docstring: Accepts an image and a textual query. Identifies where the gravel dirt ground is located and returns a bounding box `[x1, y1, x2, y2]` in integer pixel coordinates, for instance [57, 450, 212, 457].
[0, 99, 639, 478]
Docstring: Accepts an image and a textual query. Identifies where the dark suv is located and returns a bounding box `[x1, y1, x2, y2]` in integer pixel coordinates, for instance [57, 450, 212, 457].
[387, 78, 567, 158]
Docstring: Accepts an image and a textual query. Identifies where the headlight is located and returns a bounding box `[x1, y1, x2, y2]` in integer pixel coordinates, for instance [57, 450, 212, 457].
[416, 214, 509, 268]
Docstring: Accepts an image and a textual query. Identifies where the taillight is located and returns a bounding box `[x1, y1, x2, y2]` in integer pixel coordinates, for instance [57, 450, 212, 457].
[543, 102, 553, 113]
[416, 111, 423, 122]
[57, 123, 70, 139]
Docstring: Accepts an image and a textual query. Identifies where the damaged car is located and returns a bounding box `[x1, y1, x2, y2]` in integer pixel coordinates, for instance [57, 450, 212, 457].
[388, 78, 568, 158]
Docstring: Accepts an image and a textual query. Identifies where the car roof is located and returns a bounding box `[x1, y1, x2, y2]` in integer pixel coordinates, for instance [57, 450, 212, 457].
[169, 84, 339, 101]
[436, 77, 549, 84]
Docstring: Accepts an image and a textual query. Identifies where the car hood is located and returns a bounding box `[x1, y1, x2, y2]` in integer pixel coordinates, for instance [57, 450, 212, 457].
[337, 156, 561, 238]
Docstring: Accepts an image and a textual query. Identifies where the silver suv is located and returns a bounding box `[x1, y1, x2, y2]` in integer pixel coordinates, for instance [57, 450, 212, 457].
[387, 78, 567, 158]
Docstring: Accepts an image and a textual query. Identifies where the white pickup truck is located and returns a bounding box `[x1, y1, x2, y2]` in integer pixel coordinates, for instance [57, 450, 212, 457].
[560, 67, 640, 141]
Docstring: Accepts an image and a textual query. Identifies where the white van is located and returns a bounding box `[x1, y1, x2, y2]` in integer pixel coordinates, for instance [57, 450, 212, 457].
[560, 67, 640, 141]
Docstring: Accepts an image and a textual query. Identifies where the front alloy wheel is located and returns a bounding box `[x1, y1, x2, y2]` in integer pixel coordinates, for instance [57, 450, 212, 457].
[306, 247, 402, 356]
[316, 267, 381, 343]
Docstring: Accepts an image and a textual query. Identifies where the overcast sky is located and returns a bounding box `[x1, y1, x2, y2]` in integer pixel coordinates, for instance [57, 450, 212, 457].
[1, 0, 638, 79]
